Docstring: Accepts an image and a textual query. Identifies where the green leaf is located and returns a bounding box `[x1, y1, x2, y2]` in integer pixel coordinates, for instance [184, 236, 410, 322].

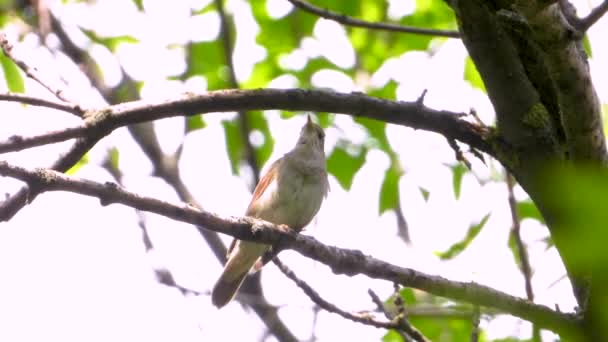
[80, 28, 138, 52]
[436, 213, 491, 260]
[399, 287, 417, 305]
[221, 113, 275, 175]
[582, 34, 592, 58]
[464, 56, 486, 92]
[248, 111, 275, 167]
[382, 330, 404, 342]
[451, 163, 467, 200]
[66, 153, 90, 175]
[186, 40, 229, 89]
[108, 147, 119, 170]
[131, 0, 143, 11]
[326, 143, 367, 190]
[222, 119, 243, 175]
[379, 163, 403, 214]
[354, 117, 391, 153]
[516, 200, 544, 224]
[0, 53, 24, 93]
[419, 187, 430, 202]
[186, 115, 206, 132]
[368, 80, 398, 100]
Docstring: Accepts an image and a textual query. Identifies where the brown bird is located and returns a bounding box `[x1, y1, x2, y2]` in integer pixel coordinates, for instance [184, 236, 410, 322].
[211, 115, 329, 308]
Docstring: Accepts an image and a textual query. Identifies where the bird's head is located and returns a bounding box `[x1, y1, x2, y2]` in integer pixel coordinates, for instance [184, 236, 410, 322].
[296, 114, 325, 153]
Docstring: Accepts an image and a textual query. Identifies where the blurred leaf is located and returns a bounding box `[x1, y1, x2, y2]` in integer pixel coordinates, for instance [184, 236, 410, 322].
[66, 153, 89, 175]
[0, 53, 24, 93]
[436, 213, 491, 260]
[327, 143, 367, 190]
[248, 111, 275, 167]
[315, 112, 334, 128]
[80, 28, 138, 52]
[382, 330, 404, 342]
[186, 40, 229, 89]
[368, 80, 398, 100]
[451, 163, 467, 200]
[186, 115, 206, 132]
[108, 147, 119, 170]
[516, 199, 544, 224]
[222, 118, 243, 175]
[354, 117, 391, 152]
[464, 56, 486, 92]
[542, 165, 608, 270]
[379, 163, 403, 214]
[132, 0, 143, 11]
[399, 287, 417, 305]
[419, 187, 430, 202]
[582, 34, 592, 58]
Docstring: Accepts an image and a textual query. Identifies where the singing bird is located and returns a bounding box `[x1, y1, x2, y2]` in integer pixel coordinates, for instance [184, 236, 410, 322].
[211, 115, 329, 308]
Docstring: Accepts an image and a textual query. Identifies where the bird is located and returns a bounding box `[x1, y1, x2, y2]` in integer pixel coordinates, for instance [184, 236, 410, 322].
[211, 115, 329, 308]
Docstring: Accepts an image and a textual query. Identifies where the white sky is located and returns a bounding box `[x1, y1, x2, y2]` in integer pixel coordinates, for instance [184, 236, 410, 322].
[0, 0, 607, 341]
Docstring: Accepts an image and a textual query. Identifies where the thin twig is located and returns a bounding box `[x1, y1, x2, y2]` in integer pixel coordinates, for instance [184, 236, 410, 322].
[0, 92, 83, 115]
[506, 173, 534, 300]
[0, 160, 581, 338]
[368, 288, 431, 342]
[506, 172, 540, 341]
[286, 0, 460, 38]
[273, 258, 412, 332]
[0, 33, 81, 107]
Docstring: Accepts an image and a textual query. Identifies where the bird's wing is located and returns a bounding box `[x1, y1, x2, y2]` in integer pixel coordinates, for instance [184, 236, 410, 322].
[245, 158, 281, 217]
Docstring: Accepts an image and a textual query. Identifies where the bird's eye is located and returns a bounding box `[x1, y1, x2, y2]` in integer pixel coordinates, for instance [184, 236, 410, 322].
[317, 131, 324, 140]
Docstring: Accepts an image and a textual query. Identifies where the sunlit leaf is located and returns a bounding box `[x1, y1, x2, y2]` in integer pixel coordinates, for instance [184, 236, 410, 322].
[451, 163, 467, 200]
[80, 28, 138, 52]
[222, 118, 243, 175]
[66, 153, 90, 175]
[582, 34, 592, 58]
[419, 187, 430, 202]
[108, 147, 119, 170]
[131, 0, 143, 11]
[379, 163, 403, 214]
[516, 200, 544, 224]
[186, 115, 206, 132]
[436, 213, 491, 260]
[327, 143, 367, 190]
[186, 40, 229, 90]
[464, 56, 486, 92]
[0, 53, 24, 93]
[248, 111, 275, 167]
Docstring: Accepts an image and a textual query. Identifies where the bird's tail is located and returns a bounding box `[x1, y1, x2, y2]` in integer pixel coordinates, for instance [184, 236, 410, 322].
[211, 241, 267, 308]
[211, 268, 249, 308]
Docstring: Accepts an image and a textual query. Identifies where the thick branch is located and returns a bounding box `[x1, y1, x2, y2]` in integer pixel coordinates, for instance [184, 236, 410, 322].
[287, 0, 460, 38]
[0, 161, 582, 338]
[0, 88, 493, 157]
[516, 2, 607, 163]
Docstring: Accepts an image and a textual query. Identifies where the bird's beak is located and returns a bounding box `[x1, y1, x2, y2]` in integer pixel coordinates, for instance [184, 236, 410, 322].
[306, 114, 313, 128]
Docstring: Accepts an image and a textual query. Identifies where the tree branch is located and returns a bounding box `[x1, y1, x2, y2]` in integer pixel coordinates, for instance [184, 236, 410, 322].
[0, 92, 83, 115]
[0, 161, 582, 338]
[0, 33, 82, 107]
[286, 0, 460, 38]
[272, 258, 427, 338]
[0, 88, 494, 157]
[515, 2, 607, 163]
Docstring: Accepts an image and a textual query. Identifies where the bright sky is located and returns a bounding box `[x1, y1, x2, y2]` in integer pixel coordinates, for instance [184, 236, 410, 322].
[0, 0, 607, 341]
